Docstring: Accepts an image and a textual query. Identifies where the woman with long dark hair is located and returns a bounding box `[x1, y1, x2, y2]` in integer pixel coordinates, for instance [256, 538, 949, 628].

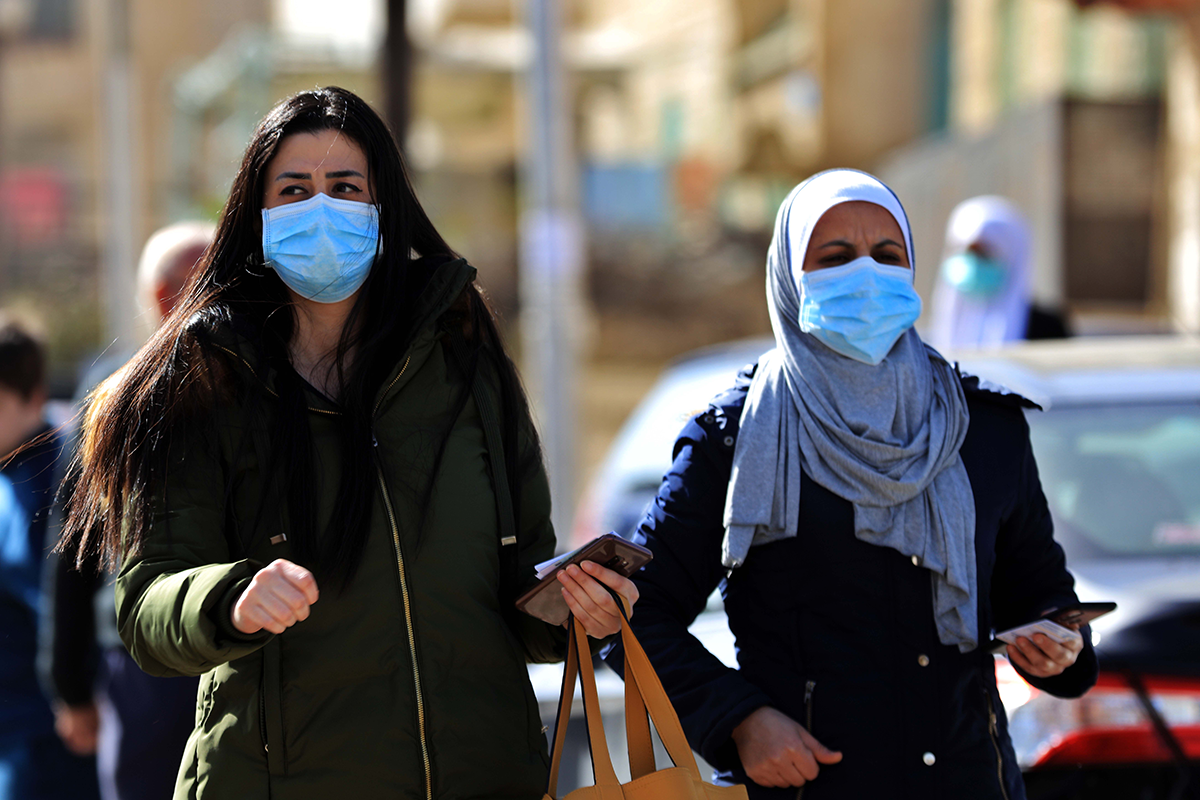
[58, 86, 637, 799]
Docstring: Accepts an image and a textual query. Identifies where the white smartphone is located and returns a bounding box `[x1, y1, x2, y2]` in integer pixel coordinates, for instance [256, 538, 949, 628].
[994, 618, 1083, 648]
[989, 601, 1116, 653]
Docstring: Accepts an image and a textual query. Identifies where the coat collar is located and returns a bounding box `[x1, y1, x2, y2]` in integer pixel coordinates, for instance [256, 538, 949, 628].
[191, 255, 476, 412]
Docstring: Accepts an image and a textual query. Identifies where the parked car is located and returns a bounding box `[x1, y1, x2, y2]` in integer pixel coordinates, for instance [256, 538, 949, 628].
[570, 337, 773, 549]
[560, 334, 1200, 800]
[954, 336, 1200, 800]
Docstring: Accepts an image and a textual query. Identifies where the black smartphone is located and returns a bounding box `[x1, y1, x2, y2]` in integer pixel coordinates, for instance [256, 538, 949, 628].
[1049, 601, 1117, 628]
[989, 601, 1117, 653]
[514, 533, 653, 626]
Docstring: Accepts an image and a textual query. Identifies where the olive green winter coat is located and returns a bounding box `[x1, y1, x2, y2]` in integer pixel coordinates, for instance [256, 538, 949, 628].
[116, 258, 566, 799]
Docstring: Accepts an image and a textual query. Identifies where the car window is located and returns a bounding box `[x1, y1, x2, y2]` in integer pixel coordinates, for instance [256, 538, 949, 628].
[1027, 403, 1200, 557]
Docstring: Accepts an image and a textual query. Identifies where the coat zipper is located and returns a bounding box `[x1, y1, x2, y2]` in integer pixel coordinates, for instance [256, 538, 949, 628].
[984, 689, 1011, 800]
[796, 680, 816, 800]
[371, 353, 432, 799]
[373, 354, 413, 417]
[259, 682, 269, 754]
[376, 463, 432, 800]
[260, 685, 274, 800]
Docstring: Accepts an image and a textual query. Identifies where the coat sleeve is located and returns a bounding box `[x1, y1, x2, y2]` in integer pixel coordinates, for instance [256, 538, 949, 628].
[39, 548, 101, 705]
[989, 411, 1098, 697]
[604, 409, 774, 770]
[115, 425, 272, 678]
[38, 424, 101, 706]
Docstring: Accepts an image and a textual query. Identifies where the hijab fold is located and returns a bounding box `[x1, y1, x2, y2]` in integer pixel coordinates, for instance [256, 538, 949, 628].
[722, 170, 980, 652]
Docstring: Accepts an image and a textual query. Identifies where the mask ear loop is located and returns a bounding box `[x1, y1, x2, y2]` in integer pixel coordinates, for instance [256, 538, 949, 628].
[244, 256, 270, 278]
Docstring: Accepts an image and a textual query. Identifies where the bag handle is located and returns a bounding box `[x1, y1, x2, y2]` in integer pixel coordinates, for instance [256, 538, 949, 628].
[613, 604, 703, 777]
[545, 614, 578, 796]
[546, 615, 621, 796]
[544, 608, 703, 798]
[624, 660, 656, 780]
[603, 590, 699, 778]
[602, 594, 655, 779]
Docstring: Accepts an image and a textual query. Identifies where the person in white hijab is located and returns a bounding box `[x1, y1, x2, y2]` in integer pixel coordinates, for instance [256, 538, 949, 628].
[610, 170, 1096, 800]
[929, 196, 1067, 352]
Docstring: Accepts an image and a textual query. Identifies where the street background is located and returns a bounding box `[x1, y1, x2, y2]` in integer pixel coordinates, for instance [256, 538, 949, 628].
[0, 0, 1194, 532]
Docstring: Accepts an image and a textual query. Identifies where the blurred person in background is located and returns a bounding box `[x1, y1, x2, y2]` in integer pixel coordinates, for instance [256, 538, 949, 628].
[608, 170, 1096, 799]
[55, 86, 637, 799]
[929, 195, 1070, 352]
[0, 318, 100, 800]
[40, 222, 213, 800]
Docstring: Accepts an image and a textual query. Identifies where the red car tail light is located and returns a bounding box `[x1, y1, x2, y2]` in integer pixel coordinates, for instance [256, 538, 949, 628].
[995, 659, 1200, 769]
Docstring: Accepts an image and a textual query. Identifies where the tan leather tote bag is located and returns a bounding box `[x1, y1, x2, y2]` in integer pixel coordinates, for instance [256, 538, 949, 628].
[542, 612, 749, 800]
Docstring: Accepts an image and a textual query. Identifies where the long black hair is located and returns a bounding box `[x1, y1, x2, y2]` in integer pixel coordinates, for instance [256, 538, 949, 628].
[60, 86, 537, 587]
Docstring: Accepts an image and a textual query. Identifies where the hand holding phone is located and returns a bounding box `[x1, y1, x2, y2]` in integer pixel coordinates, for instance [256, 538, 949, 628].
[992, 601, 1115, 679]
[555, 560, 641, 639]
[515, 533, 652, 626]
[995, 619, 1082, 649]
[991, 601, 1116, 650]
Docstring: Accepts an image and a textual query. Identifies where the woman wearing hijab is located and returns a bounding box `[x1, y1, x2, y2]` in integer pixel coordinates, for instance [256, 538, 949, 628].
[606, 170, 1097, 799]
[929, 195, 1069, 352]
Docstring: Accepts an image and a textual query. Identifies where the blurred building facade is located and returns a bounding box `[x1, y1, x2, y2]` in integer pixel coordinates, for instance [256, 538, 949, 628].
[0, 0, 269, 390]
[882, 0, 1173, 333]
[411, 0, 1184, 350]
[3, 0, 1190, 391]
[1112, 0, 1200, 335]
[408, 0, 956, 359]
[564, 0, 944, 238]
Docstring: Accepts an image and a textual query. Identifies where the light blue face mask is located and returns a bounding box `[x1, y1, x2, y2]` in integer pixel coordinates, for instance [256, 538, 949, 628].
[940, 251, 1007, 299]
[261, 193, 380, 303]
[798, 256, 923, 365]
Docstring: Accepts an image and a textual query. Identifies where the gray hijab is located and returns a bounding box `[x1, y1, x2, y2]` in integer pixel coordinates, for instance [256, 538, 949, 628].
[722, 169, 979, 652]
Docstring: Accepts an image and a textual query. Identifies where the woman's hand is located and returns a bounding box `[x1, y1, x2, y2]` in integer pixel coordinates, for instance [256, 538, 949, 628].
[53, 701, 99, 755]
[1006, 629, 1083, 678]
[731, 706, 843, 788]
[556, 560, 639, 638]
[232, 559, 319, 635]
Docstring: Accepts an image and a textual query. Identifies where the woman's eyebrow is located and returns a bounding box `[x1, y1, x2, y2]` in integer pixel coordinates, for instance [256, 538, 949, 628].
[274, 169, 364, 182]
[817, 239, 854, 250]
[873, 238, 904, 249]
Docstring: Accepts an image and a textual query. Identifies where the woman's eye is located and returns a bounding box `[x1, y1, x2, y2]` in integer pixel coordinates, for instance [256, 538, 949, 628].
[334, 182, 362, 194]
[280, 185, 307, 196]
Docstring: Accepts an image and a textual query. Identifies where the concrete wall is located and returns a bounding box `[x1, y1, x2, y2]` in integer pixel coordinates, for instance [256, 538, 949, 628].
[1164, 11, 1200, 331]
[877, 100, 1064, 320]
[2, 0, 270, 246]
[820, 0, 936, 170]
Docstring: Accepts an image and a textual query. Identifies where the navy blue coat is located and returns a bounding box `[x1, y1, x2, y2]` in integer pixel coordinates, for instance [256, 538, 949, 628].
[606, 366, 1098, 800]
[0, 424, 63, 738]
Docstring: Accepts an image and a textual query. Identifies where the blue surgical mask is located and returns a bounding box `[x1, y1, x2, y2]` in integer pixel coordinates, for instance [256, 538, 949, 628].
[940, 252, 1006, 299]
[798, 256, 922, 365]
[261, 193, 380, 303]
